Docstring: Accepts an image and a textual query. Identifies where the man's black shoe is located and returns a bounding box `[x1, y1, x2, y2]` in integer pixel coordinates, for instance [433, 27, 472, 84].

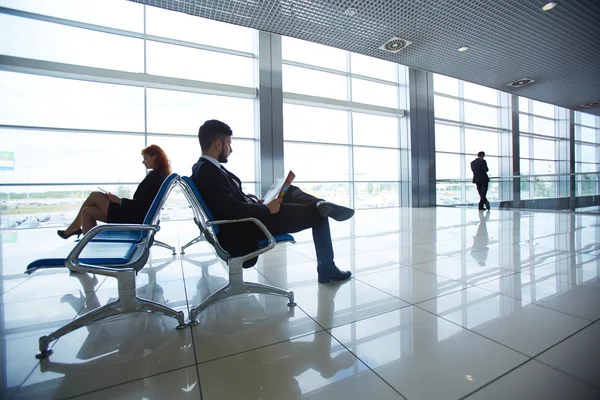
[318, 268, 352, 284]
[317, 201, 355, 222]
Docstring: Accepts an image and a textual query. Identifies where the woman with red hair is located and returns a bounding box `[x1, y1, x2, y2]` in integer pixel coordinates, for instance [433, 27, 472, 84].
[57, 144, 171, 238]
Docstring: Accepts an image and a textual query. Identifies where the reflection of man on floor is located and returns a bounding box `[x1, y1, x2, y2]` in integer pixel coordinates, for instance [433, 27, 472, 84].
[196, 276, 355, 399]
[471, 210, 490, 266]
[191, 119, 354, 284]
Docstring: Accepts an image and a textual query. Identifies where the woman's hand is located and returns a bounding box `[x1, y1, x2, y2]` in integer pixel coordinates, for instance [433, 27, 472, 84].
[106, 193, 121, 203]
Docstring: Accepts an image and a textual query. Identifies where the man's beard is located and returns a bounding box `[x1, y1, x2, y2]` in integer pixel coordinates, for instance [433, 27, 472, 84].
[217, 148, 228, 163]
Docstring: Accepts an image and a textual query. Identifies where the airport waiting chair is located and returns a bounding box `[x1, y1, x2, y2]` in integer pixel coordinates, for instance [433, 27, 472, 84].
[178, 176, 296, 325]
[24, 174, 186, 359]
[88, 173, 179, 255]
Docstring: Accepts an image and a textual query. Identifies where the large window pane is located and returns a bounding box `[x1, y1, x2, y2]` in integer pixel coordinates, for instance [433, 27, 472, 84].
[147, 89, 255, 138]
[0, 0, 144, 32]
[146, 41, 254, 87]
[520, 136, 531, 158]
[0, 14, 143, 72]
[294, 183, 351, 208]
[532, 117, 556, 137]
[282, 36, 346, 71]
[533, 138, 556, 160]
[350, 53, 396, 82]
[433, 74, 459, 96]
[532, 100, 555, 118]
[577, 112, 598, 128]
[463, 82, 498, 105]
[464, 102, 498, 127]
[283, 104, 348, 144]
[533, 160, 555, 175]
[351, 78, 397, 108]
[464, 129, 499, 156]
[519, 114, 530, 132]
[146, 6, 255, 52]
[0, 184, 138, 230]
[436, 153, 461, 179]
[0, 72, 144, 131]
[435, 124, 460, 153]
[0, 128, 145, 184]
[284, 143, 349, 181]
[576, 144, 599, 163]
[355, 182, 400, 209]
[519, 97, 529, 113]
[577, 126, 598, 143]
[434, 96, 459, 121]
[282, 65, 346, 100]
[353, 113, 398, 148]
[353, 147, 399, 181]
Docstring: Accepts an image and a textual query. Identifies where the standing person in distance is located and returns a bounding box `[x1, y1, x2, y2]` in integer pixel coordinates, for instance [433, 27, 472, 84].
[471, 151, 490, 210]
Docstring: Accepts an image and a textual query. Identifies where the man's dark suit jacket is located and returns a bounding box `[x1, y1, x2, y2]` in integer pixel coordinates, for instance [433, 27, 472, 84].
[191, 157, 270, 256]
[108, 170, 165, 224]
[470, 157, 490, 183]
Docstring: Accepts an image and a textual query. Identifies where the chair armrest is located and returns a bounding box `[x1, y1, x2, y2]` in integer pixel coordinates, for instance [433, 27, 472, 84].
[66, 224, 160, 276]
[207, 217, 276, 262]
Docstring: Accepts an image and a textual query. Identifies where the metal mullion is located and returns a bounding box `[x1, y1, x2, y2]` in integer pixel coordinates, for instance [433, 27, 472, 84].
[434, 118, 507, 134]
[0, 124, 146, 136]
[434, 92, 501, 109]
[0, 181, 140, 187]
[282, 60, 399, 86]
[282, 92, 405, 117]
[347, 49, 355, 211]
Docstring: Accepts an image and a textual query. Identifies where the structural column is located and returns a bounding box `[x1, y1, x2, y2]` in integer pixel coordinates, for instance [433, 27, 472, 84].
[257, 32, 284, 196]
[408, 68, 436, 207]
[511, 95, 521, 205]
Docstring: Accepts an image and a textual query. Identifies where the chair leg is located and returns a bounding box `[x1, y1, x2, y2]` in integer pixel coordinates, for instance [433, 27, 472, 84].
[188, 284, 233, 325]
[244, 281, 296, 307]
[135, 297, 187, 329]
[154, 240, 177, 255]
[180, 236, 203, 255]
[37, 300, 124, 359]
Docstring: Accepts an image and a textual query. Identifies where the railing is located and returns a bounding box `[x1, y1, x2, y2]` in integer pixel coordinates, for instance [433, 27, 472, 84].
[436, 172, 600, 209]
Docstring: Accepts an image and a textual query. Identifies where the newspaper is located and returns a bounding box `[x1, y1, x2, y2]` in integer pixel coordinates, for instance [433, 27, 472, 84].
[263, 171, 295, 204]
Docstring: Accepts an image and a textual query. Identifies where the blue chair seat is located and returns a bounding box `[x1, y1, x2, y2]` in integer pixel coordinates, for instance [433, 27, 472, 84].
[84, 230, 144, 242]
[26, 241, 139, 274]
[258, 233, 295, 247]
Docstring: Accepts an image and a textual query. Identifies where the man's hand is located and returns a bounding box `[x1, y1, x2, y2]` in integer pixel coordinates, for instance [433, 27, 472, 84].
[266, 198, 282, 214]
[106, 193, 120, 203]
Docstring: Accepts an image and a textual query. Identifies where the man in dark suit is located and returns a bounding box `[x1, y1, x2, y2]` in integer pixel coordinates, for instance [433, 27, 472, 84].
[470, 151, 490, 210]
[191, 119, 353, 284]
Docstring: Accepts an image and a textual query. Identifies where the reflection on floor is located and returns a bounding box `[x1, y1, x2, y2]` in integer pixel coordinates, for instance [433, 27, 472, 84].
[1, 207, 599, 399]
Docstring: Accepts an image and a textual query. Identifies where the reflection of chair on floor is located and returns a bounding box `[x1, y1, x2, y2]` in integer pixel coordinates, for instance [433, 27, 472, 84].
[178, 176, 296, 324]
[198, 281, 355, 399]
[60, 272, 101, 318]
[36, 278, 185, 382]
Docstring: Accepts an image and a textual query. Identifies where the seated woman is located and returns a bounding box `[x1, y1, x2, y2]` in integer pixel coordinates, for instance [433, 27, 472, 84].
[57, 144, 171, 239]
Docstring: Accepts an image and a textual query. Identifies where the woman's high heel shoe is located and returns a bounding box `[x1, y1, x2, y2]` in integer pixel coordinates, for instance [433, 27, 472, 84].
[57, 229, 83, 240]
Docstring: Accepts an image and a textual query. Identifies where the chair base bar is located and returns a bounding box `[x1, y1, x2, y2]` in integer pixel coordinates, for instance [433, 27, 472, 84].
[188, 279, 295, 325]
[180, 235, 203, 255]
[154, 240, 177, 255]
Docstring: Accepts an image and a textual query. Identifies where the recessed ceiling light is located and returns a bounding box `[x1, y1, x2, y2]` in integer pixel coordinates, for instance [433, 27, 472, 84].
[345, 7, 357, 16]
[580, 101, 600, 108]
[542, 2, 557, 11]
[458, 46, 469, 52]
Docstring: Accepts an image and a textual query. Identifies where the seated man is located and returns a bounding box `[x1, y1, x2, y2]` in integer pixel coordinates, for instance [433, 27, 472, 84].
[191, 119, 353, 284]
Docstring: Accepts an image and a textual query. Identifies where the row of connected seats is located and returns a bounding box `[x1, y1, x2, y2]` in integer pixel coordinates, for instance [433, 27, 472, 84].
[25, 173, 296, 359]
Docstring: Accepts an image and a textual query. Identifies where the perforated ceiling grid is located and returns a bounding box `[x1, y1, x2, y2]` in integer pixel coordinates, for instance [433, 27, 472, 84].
[131, 0, 600, 116]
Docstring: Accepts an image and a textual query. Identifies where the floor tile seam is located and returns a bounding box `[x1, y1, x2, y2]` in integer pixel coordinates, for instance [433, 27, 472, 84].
[471, 283, 600, 323]
[353, 273, 467, 305]
[193, 327, 323, 366]
[533, 357, 600, 391]
[323, 331, 409, 400]
[186, 317, 206, 400]
[410, 302, 535, 359]
[58, 363, 200, 400]
[529, 319, 599, 361]
[0, 276, 109, 306]
[456, 358, 536, 400]
[1, 277, 31, 297]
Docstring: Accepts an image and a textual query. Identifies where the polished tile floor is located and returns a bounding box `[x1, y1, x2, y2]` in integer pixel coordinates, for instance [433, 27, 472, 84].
[1, 207, 599, 399]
